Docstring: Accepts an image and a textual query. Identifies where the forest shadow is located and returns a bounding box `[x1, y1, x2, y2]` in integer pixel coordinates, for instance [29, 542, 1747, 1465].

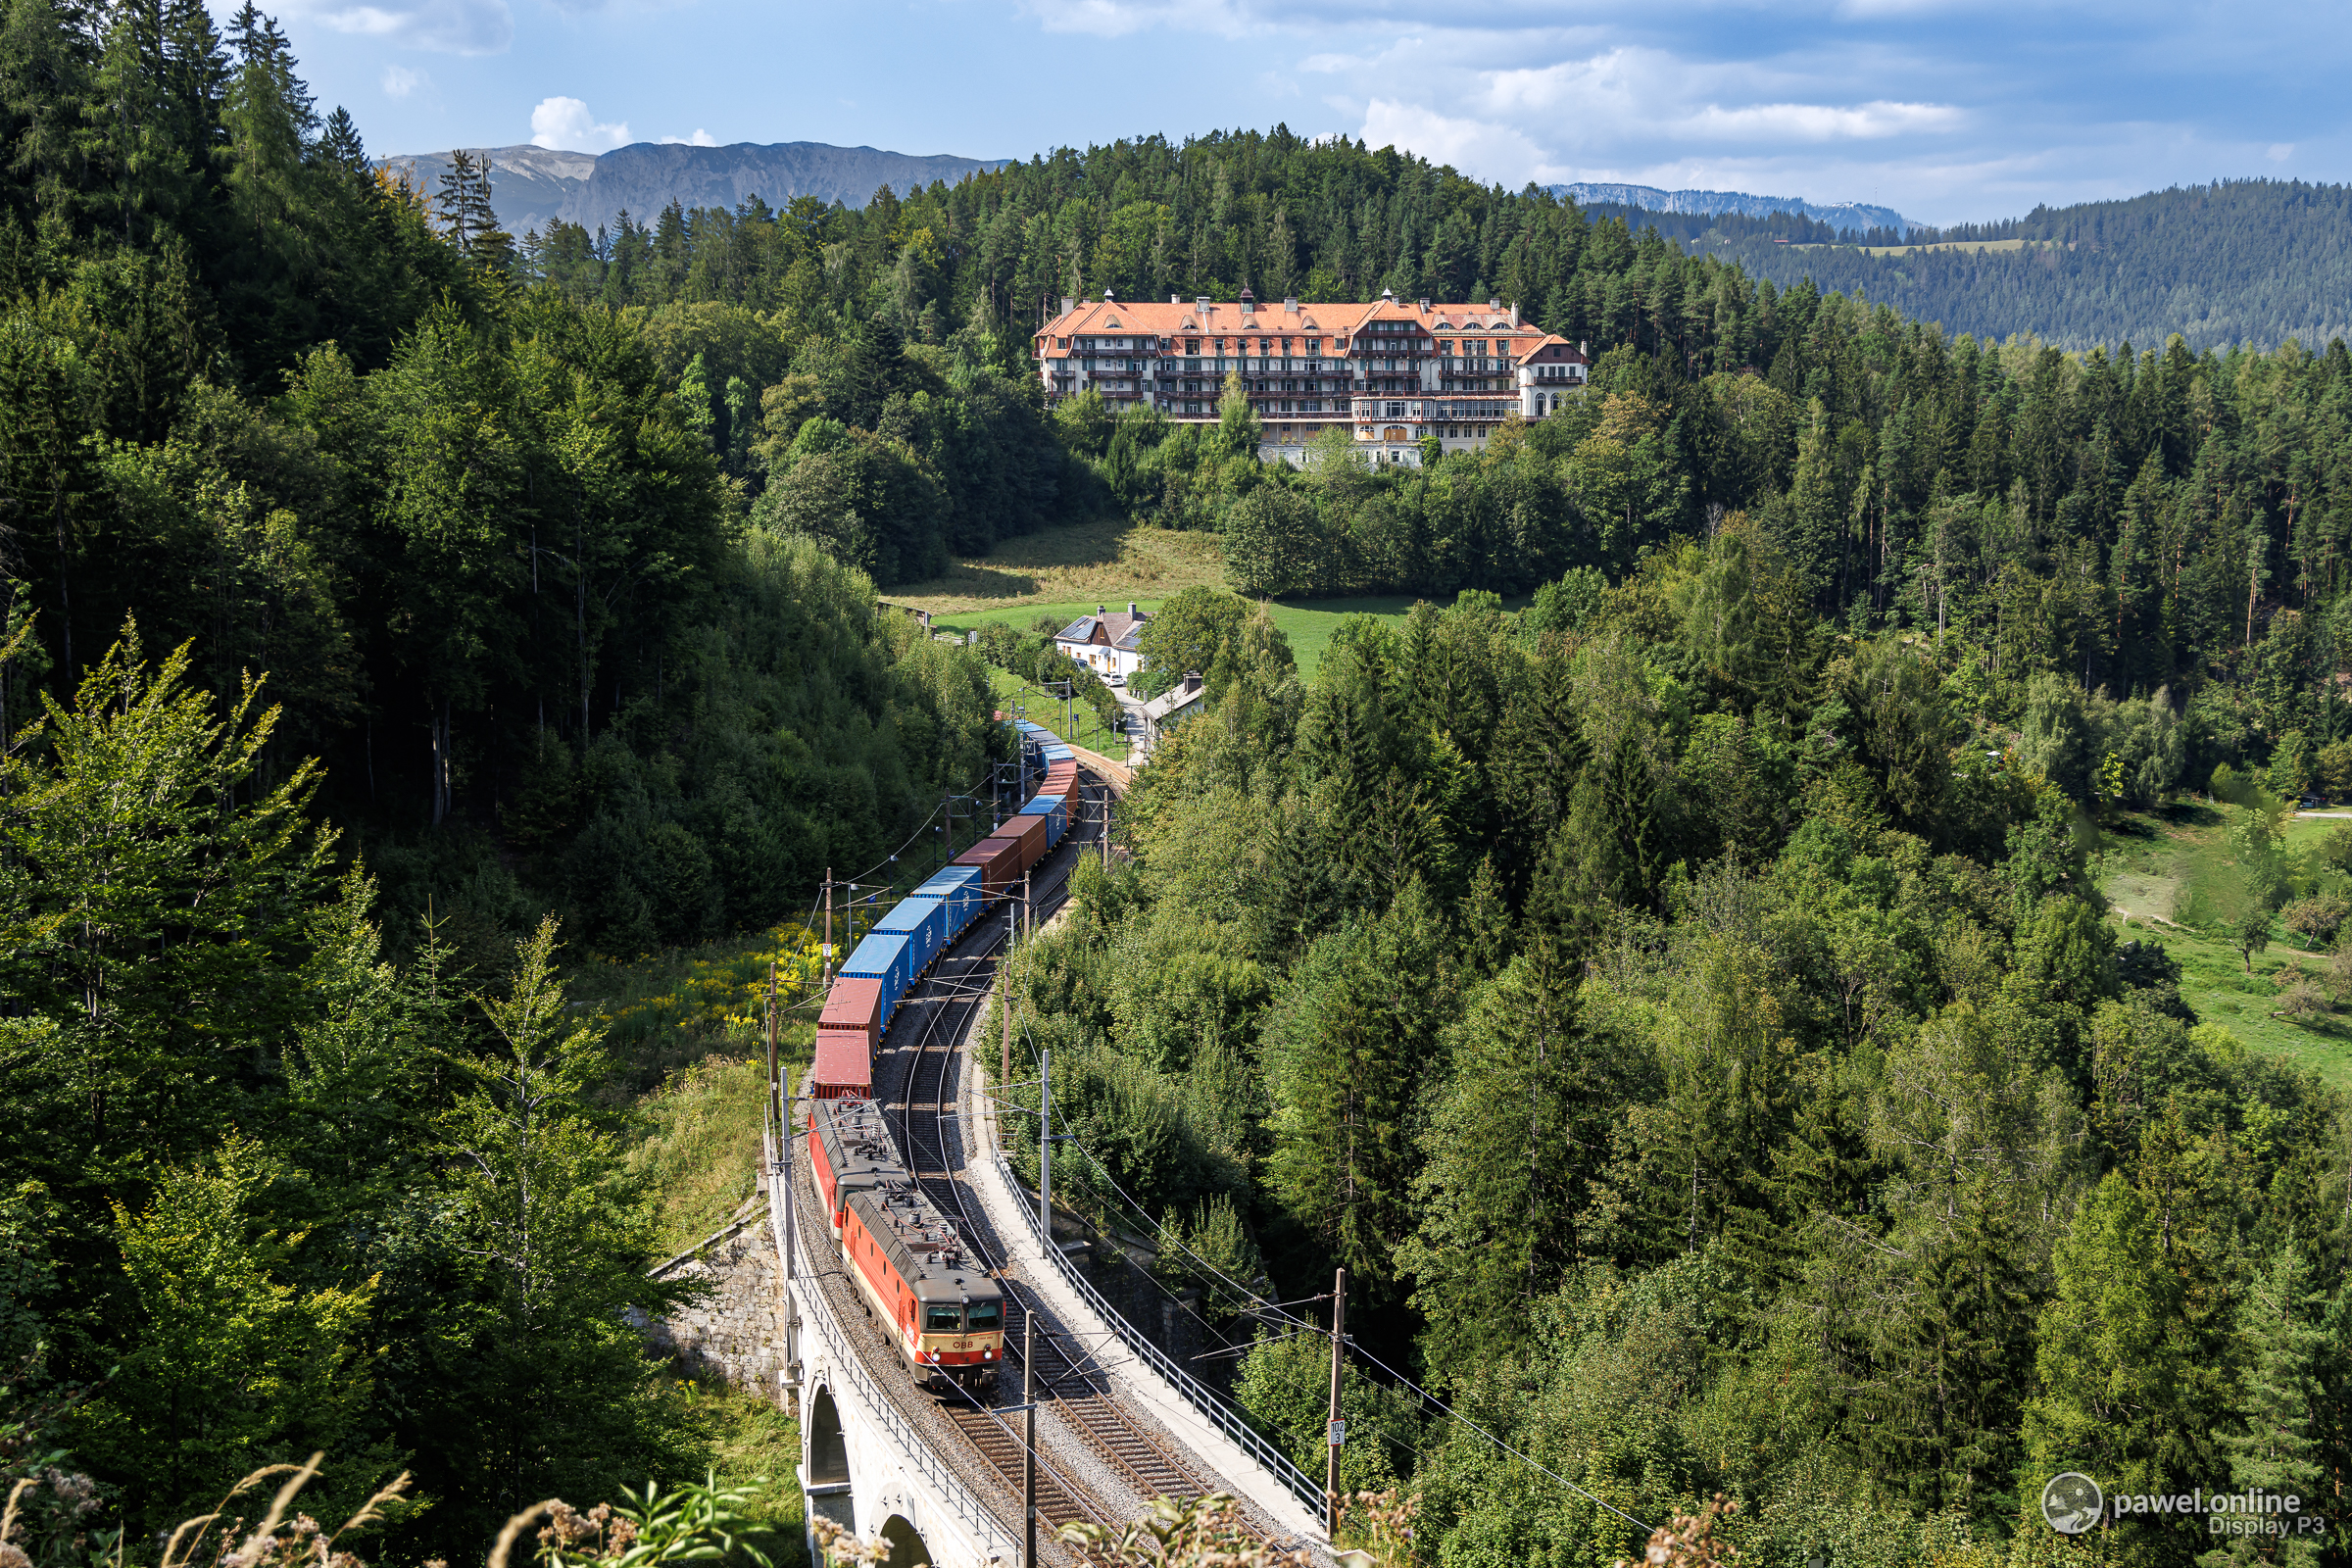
[912, 562, 1044, 601]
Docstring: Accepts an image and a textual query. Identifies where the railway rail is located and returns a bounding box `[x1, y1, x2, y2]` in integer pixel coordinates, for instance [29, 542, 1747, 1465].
[863, 774, 1235, 1539]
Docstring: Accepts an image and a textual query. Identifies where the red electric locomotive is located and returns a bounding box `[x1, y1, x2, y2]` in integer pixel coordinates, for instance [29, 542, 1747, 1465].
[807, 1095, 1004, 1393]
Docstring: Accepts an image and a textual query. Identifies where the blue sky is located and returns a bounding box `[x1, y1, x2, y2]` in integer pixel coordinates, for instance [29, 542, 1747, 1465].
[253, 0, 2352, 225]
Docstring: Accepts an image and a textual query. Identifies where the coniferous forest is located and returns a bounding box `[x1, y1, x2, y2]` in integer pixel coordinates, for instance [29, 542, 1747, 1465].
[0, 9, 2348, 1568]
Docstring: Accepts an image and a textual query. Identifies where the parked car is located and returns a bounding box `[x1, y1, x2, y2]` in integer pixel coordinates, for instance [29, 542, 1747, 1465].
[1105, 673, 1125, 688]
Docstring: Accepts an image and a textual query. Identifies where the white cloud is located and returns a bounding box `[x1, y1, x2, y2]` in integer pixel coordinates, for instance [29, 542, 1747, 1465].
[1678, 99, 1963, 142]
[1015, 0, 1247, 37]
[1359, 99, 1553, 184]
[380, 64, 426, 97]
[2267, 141, 2294, 162]
[660, 129, 721, 146]
[530, 96, 632, 151]
[313, 0, 511, 53]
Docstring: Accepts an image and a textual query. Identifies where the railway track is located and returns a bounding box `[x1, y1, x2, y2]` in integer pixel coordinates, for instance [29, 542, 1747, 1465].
[866, 774, 1231, 1535]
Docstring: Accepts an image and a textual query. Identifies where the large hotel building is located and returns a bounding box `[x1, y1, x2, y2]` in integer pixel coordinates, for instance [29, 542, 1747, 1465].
[1034, 288, 1590, 466]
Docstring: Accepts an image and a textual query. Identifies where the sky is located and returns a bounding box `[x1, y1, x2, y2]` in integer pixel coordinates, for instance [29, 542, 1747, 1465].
[251, 0, 2352, 226]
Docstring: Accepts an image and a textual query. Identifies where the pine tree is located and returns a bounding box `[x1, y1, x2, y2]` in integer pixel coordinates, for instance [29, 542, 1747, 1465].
[1261, 879, 1452, 1333]
[2201, 1245, 2328, 1567]
[1399, 935, 1613, 1375]
[438, 916, 695, 1518]
[435, 147, 497, 259]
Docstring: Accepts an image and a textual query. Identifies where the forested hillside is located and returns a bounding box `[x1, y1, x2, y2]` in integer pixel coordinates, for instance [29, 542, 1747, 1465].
[0, 2, 1011, 1555]
[1704, 179, 2352, 351]
[1006, 575, 2351, 1568]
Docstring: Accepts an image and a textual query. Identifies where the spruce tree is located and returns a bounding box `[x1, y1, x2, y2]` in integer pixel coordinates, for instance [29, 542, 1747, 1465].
[2201, 1245, 2328, 1567]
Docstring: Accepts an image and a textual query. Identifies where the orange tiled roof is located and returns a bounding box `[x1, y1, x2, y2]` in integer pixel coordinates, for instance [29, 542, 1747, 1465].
[1033, 294, 1544, 359]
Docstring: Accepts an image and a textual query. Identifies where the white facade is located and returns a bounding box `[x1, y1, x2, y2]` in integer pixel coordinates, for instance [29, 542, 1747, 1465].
[1053, 604, 1150, 679]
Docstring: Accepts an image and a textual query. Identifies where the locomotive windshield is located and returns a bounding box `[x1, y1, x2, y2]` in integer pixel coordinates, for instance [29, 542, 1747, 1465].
[964, 1299, 1002, 1331]
[923, 1304, 963, 1333]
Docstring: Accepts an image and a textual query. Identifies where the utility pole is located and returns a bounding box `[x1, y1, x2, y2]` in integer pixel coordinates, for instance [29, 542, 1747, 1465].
[1039, 1048, 1053, 1242]
[1001, 897, 1013, 1089]
[1021, 1306, 1038, 1568]
[765, 961, 781, 1136]
[822, 868, 834, 988]
[771, 961, 801, 1396]
[1327, 1265, 1348, 1540]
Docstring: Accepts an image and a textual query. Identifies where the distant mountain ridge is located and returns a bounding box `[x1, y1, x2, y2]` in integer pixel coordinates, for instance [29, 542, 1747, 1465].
[378, 140, 1009, 236]
[1550, 181, 1912, 237]
[1701, 177, 2352, 352]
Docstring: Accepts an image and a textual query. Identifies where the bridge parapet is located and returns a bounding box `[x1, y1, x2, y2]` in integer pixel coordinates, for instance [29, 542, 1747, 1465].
[768, 1131, 1019, 1566]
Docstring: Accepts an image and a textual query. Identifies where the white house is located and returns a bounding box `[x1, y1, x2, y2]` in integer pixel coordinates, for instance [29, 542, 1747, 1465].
[1054, 603, 1151, 681]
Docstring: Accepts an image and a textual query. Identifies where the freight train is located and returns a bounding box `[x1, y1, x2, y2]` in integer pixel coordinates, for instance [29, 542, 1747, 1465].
[805, 717, 1084, 1393]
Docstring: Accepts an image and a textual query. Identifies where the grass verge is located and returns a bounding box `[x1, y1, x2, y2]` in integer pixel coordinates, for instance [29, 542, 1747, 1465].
[885, 517, 1225, 613]
[626, 1054, 780, 1257]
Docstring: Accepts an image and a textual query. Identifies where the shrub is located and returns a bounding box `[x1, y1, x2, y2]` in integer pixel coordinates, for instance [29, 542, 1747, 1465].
[2281, 893, 2351, 949]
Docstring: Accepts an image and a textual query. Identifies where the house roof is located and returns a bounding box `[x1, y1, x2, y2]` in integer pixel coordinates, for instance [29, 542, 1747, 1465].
[1516, 334, 1591, 367]
[1141, 674, 1208, 721]
[1033, 293, 1546, 361]
[1054, 607, 1150, 648]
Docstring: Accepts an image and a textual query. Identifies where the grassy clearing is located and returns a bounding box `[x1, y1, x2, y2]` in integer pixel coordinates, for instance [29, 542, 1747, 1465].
[572, 926, 827, 1097]
[1261, 596, 1424, 676]
[2095, 805, 2352, 1088]
[938, 594, 1461, 683]
[884, 516, 1225, 614]
[906, 519, 1537, 681]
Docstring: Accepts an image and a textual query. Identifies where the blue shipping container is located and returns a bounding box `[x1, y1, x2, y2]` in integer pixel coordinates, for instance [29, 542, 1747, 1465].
[915, 866, 983, 942]
[1018, 796, 1068, 847]
[841, 933, 913, 1024]
[875, 896, 947, 976]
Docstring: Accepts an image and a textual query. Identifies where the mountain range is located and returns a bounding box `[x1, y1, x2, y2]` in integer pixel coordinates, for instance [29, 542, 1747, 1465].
[1549, 181, 1913, 237]
[377, 141, 1009, 236]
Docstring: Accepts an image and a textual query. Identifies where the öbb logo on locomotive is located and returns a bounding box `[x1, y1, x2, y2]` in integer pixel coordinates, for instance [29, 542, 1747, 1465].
[803, 718, 1082, 1393]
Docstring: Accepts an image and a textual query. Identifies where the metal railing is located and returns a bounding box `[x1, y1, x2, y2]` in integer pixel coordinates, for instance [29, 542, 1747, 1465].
[771, 1153, 1019, 1559]
[993, 1147, 1326, 1516]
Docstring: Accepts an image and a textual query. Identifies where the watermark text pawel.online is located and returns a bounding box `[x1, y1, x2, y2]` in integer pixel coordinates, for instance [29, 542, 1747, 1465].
[2041, 1474, 2328, 1538]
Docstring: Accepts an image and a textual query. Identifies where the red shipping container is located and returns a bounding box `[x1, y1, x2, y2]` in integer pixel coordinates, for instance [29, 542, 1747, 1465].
[813, 977, 882, 1096]
[999, 812, 1050, 872]
[954, 834, 1026, 893]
